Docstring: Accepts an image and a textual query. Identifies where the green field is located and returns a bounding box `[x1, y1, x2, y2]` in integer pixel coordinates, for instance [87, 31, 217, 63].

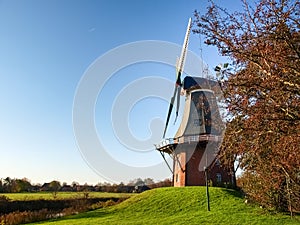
[2, 192, 134, 201]
[29, 187, 299, 225]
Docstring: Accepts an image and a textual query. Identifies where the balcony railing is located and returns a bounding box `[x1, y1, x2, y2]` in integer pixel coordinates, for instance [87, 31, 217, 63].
[155, 134, 222, 151]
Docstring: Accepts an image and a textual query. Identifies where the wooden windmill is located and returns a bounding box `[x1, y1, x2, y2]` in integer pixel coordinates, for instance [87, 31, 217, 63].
[155, 18, 232, 187]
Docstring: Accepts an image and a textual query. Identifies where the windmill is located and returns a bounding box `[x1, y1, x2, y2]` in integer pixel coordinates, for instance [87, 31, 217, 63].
[155, 18, 232, 187]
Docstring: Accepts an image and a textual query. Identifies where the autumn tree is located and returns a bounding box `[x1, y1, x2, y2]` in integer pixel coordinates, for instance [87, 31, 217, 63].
[194, 0, 299, 213]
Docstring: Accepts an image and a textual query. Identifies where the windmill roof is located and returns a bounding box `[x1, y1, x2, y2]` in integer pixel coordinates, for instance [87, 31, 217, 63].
[182, 76, 219, 91]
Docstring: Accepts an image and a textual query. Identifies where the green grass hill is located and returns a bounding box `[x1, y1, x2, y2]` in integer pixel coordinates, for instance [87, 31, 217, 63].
[32, 187, 299, 225]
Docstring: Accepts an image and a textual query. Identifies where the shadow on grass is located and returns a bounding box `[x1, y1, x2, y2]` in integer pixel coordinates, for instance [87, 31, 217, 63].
[71, 209, 113, 219]
[44, 208, 113, 224]
[222, 188, 244, 199]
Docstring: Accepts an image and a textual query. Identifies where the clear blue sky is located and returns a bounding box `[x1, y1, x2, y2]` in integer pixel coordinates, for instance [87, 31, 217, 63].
[0, 0, 244, 185]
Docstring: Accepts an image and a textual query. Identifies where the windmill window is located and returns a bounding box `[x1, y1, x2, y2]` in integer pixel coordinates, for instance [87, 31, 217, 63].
[190, 135, 197, 142]
[216, 173, 222, 183]
[193, 119, 202, 126]
[176, 155, 181, 167]
[176, 160, 180, 168]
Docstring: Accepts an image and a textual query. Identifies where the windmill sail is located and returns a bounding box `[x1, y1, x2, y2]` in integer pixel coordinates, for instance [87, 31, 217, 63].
[163, 18, 192, 138]
[177, 18, 192, 76]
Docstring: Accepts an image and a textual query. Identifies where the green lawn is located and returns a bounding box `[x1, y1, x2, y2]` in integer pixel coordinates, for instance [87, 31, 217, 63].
[29, 187, 299, 225]
[2, 192, 134, 201]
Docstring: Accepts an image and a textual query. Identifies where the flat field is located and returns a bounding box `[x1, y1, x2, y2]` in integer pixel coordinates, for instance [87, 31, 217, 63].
[2, 192, 135, 201]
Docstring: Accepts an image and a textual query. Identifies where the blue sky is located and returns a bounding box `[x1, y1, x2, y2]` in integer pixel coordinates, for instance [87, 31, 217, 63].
[0, 0, 244, 185]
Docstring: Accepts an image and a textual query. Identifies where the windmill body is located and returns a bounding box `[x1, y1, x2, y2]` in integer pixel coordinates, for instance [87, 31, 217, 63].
[155, 18, 233, 187]
[156, 76, 232, 187]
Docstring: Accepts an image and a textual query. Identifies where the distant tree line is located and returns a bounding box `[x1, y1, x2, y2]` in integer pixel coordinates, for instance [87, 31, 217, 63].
[0, 177, 172, 194]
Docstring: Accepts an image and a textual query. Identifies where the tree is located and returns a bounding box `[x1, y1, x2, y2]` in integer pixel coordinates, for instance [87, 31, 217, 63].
[3, 177, 12, 193]
[49, 181, 61, 198]
[127, 178, 145, 187]
[194, 0, 300, 214]
[0, 179, 3, 193]
[12, 178, 32, 192]
[71, 181, 79, 191]
[143, 178, 155, 186]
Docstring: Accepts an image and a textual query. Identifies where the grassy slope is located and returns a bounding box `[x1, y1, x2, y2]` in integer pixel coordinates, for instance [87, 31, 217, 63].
[31, 187, 299, 225]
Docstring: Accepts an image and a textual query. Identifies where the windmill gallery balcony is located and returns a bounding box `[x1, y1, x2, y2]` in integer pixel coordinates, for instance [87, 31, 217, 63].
[155, 134, 222, 154]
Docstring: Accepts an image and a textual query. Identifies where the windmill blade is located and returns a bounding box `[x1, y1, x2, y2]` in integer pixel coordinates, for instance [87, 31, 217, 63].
[175, 57, 179, 79]
[173, 18, 191, 124]
[176, 17, 192, 83]
[163, 85, 178, 138]
[163, 18, 192, 138]
[174, 85, 181, 124]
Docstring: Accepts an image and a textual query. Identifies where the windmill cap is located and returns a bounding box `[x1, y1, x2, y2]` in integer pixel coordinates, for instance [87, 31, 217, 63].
[182, 76, 218, 90]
